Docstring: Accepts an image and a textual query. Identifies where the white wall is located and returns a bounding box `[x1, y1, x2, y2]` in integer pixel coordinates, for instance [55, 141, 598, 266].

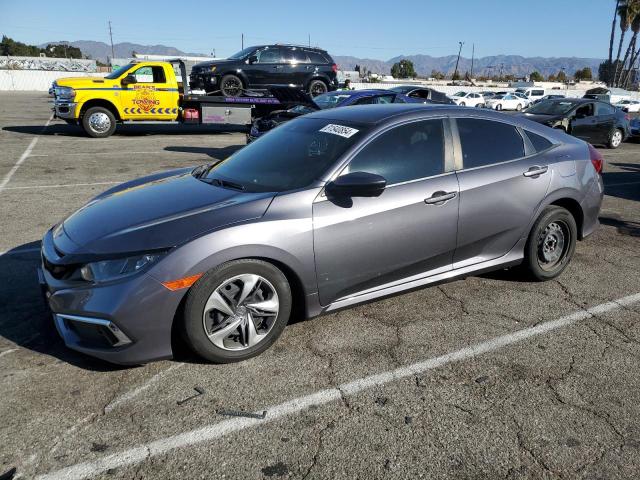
[0, 70, 107, 91]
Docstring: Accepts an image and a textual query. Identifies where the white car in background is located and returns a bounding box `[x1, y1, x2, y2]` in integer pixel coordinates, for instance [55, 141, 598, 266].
[614, 99, 640, 112]
[484, 93, 527, 111]
[449, 91, 485, 107]
[513, 92, 533, 108]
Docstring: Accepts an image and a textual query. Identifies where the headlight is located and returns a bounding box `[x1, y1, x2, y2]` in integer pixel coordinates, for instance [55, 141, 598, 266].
[54, 86, 75, 100]
[80, 253, 163, 283]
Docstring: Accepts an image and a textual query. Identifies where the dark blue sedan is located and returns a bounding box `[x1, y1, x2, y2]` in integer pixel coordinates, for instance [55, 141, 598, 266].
[247, 88, 425, 142]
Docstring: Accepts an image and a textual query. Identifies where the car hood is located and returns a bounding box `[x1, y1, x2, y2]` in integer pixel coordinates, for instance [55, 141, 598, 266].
[55, 77, 117, 89]
[193, 59, 238, 70]
[520, 112, 564, 123]
[58, 168, 275, 255]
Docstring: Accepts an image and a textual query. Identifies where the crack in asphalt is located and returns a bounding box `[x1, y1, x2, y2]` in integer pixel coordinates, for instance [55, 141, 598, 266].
[299, 421, 333, 480]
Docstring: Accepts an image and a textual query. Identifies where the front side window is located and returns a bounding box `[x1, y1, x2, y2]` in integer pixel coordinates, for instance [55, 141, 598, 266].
[457, 118, 525, 169]
[132, 66, 165, 83]
[344, 119, 445, 185]
[256, 47, 283, 64]
[575, 103, 594, 118]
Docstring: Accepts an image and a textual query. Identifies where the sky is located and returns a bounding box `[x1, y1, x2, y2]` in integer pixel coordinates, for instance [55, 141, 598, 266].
[0, 0, 615, 60]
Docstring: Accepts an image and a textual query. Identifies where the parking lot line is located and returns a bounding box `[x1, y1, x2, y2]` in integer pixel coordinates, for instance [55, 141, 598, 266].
[0, 114, 53, 193]
[35, 291, 640, 480]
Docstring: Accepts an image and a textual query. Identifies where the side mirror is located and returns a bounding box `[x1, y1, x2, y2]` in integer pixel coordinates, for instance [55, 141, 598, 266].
[121, 74, 137, 86]
[247, 55, 258, 64]
[325, 172, 387, 198]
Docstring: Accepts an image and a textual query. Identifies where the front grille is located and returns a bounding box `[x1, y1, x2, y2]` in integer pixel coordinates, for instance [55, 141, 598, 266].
[42, 253, 77, 280]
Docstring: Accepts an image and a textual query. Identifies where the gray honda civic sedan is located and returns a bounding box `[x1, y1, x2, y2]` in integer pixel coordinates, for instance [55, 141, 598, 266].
[39, 104, 604, 365]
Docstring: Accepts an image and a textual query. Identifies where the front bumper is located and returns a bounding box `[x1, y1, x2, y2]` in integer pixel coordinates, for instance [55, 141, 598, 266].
[53, 100, 78, 119]
[39, 231, 185, 365]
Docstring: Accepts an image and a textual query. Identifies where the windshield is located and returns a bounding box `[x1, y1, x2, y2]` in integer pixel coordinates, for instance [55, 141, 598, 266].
[313, 92, 353, 109]
[515, 88, 526, 94]
[105, 63, 135, 80]
[228, 47, 256, 60]
[201, 118, 368, 192]
[526, 100, 576, 115]
[452, 91, 465, 97]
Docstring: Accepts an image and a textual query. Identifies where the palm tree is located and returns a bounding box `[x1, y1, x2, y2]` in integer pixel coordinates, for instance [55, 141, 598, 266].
[609, 0, 621, 85]
[615, 0, 640, 85]
[613, 0, 633, 85]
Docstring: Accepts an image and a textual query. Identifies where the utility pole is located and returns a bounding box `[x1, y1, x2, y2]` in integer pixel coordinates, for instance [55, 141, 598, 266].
[108, 21, 115, 65]
[453, 41, 464, 79]
[470, 43, 475, 79]
[241, 33, 244, 50]
[308, 34, 311, 47]
[499, 62, 504, 80]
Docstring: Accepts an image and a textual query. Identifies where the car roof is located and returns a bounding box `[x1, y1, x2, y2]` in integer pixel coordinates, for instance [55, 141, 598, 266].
[304, 103, 459, 124]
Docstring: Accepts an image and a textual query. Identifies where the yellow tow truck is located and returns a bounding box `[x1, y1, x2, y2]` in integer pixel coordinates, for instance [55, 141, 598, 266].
[51, 60, 284, 138]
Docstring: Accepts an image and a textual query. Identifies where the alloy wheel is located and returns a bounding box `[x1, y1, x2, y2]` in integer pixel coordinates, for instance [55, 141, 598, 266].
[202, 274, 279, 351]
[221, 77, 242, 96]
[611, 130, 622, 148]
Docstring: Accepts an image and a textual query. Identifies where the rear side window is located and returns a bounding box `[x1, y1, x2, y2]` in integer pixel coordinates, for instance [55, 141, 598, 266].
[525, 130, 553, 152]
[344, 119, 445, 184]
[457, 118, 525, 168]
[307, 51, 330, 64]
[595, 102, 615, 115]
[286, 48, 309, 63]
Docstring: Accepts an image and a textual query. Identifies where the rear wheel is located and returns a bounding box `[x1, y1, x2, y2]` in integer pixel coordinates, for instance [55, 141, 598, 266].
[460, 101, 466, 106]
[496, 104, 503, 111]
[183, 259, 292, 363]
[522, 206, 577, 281]
[81, 106, 116, 138]
[608, 128, 623, 149]
[220, 74, 244, 97]
[308, 79, 328, 97]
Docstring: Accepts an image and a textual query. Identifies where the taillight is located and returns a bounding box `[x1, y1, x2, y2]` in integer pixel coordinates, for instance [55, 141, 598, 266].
[331, 64, 338, 73]
[625, 113, 631, 122]
[588, 143, 603, 174]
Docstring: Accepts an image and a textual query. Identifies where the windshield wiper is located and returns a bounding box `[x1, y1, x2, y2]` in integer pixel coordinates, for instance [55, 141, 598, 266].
[205, 178, 246, 191]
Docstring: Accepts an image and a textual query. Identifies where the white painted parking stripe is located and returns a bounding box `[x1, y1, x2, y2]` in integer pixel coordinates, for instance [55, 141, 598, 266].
[2, 181, 122, 191]
[0, 348, 18, 359]
[35, 292, 640, 480]
[103, 363, 185, 413]
[0, 114, 53, 193]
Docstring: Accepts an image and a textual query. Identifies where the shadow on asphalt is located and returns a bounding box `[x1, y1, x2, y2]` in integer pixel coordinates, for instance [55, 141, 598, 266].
[2, 123, 247, 138]
[0, 241, 127, 371]
[603, 162, 640, 202]
[599, 216, 640, 237]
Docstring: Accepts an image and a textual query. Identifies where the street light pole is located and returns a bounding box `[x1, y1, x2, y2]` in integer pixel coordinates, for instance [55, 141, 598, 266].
[108, 21, 115, 66]
[453, 41, 464, 79]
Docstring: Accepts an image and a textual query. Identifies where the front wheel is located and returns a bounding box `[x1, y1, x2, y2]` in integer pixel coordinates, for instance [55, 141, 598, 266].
[608, 128, 623, 149]
[308, 79, 328, 97]
[183, 259, 292, 363]
[496, 104, 502, 111]
[220, 74, 244, 97]
[516, 103, 523, 111]
[81, 106, 116, 138]
[459, 101, 466, 106]
[522, 206, 577, 281]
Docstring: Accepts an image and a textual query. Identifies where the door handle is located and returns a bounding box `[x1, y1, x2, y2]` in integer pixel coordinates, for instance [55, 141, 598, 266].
[523, 165, 548, 177]
[424, 191, 457, 205]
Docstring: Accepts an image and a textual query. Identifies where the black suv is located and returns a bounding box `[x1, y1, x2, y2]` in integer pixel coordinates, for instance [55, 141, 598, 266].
[189, 45, 338, 97]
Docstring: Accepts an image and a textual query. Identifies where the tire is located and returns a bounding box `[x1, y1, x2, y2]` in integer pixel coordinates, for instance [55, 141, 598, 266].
[308, 79, 328, 97]
[183, 259, 292, 363]
[496, 104, 502, 111]
[220, 74, 244, 97]
[608, 128, 623, 149]
[516, 103, 523, 111]
[81, 106, 116, 138]
[522, 206, 577, 281]
[460, 101, 466, 106]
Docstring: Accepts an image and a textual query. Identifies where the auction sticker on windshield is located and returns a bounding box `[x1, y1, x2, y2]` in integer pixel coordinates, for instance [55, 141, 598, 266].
[319, 124, 359, 138]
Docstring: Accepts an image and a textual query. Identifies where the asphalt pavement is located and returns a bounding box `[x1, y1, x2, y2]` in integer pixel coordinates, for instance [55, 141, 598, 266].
[0, 92, 639, 480]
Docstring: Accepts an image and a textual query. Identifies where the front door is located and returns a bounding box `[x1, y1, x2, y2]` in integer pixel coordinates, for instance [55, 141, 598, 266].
[452, 117, 552, 267]
[313, 118, 459, 306]
[570, 103, 596, 141]
[119, 64, 178, 120]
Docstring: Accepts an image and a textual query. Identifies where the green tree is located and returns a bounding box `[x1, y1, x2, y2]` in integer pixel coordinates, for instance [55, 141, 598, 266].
[390, 59, 416, 79]
[451, 70, 461, 81]
[556, 70, 567, 82]
[529, 71, 544, 82]
[574, 67, 593, 81]
[0, 35, 41, 56]
[44, 43, 83, 59]
[430, 69, 445, 80]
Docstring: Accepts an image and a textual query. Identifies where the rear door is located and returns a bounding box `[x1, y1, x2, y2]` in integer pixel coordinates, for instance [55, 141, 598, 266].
[313, 118, 459, 305]
[593, 102, 617, 143]
[281, 46, 310, 88]
[119, 64, 179, 120]
[452, 117, 552, 267]
[252, 47, 285, 86]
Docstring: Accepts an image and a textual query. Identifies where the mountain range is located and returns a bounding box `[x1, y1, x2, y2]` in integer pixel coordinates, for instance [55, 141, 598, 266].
[50, 40, 603, 78]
